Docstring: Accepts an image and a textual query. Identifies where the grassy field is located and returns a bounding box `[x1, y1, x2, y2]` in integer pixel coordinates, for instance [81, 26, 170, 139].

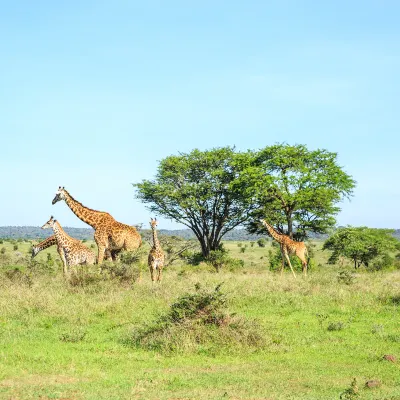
[0, 238, 399, 399]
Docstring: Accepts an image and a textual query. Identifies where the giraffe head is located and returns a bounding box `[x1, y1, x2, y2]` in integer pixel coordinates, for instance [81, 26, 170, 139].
[149, 217, 158, 229]
[52, 186, 67, 205]
[31, 245, 39, 257]
[41, 216, 56, 229]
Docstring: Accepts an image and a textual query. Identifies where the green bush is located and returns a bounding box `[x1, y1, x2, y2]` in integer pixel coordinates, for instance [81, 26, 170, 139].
[13, 244, 18, 251]
[131, 284, 265, 354]
[0, 247, 6, 254]
[337, 270, 356, 285]
[207, 250, 244, 272]
[257, 238, 267, 248]
[370, 253, 394, 271]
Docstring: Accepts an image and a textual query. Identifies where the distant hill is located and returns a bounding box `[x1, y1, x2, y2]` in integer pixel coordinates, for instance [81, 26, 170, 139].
[0, 226, 399, 241]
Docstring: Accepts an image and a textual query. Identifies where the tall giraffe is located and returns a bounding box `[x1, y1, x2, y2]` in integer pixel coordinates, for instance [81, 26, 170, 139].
[41, 216, 96, 271]
[148, 218, 165, 283]
[260, 219, 308, 277]
[52, 187, 142, 264]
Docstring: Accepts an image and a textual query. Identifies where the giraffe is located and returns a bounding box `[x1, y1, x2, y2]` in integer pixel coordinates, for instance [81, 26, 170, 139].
[41, 216, 96, 272]
[32, 235, 111, 272]
[31, 235, 68, 275]
[51, 186, 142, 264]
[148, 218, 165, 283]
[260, 219, 308, 277]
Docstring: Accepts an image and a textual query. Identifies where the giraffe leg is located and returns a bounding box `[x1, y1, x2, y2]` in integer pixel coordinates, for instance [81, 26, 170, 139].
[280, 246, 285, 275]
[149, 265, 155, 284]
[297, 250, 308, 277]
[301, 257, 308, 276]
[284, 251, 297, 278]
[157, 267, 162, 283]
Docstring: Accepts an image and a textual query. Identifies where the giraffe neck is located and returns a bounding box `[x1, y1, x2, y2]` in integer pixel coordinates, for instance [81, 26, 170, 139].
[52, 221, 72, 249]
[36, 235, 57, 251]
[151, 227, 160, 249]
[63, 190, 103, 228]
[261, 220, 285, 244]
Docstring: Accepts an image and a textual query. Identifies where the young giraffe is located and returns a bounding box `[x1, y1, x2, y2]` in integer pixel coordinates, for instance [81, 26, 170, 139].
[52, 187, 142, 264]
[32, 236, 111, 271]
[260, 219, 308, 277]
[41, 216, 96, 273]
[31, 235, 68, 275]
[148, 218, 165, 283]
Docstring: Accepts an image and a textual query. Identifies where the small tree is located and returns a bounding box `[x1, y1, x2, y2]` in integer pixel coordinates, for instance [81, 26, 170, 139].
[246, 144, 356, 240]
[134, 147, 257, 258]
[323, 227, 400, 269]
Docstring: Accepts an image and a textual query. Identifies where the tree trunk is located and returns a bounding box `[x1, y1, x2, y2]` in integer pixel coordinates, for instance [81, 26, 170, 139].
[287, 215, 293, 239]
[354, 259, 357, 269]
[198, 237, 210, 258]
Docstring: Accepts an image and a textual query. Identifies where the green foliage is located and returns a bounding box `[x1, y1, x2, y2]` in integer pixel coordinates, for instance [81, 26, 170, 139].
[245, 143, 356, 240]
[0, 247, 6, 254]
[0, 240, 3, 244]
[131, 284, 265, 354]
[257, 238, 267, 247]
[337, 270, 356, 285]
[133, 147, 258, 257]
[371, 254, 394, 271]
[13, 244, 18, 251]
[207, 250, 244, 272]
[323, 226, 399, 269]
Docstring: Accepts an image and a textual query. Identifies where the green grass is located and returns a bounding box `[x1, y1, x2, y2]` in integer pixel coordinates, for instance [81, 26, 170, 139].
[0, 239, 399, 399]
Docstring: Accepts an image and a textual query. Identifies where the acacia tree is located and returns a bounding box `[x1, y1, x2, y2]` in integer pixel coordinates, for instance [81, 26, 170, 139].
[323, 227, 400, 269]
[246, 144, 356, 240]
[133, 147, 257, 258]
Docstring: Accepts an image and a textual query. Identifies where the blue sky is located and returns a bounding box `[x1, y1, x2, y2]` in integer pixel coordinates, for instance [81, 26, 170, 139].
[1, 1, 399, 230]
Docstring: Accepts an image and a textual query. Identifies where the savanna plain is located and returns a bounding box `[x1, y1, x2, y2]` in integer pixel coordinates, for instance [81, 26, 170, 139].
[0, 239, 399, 400]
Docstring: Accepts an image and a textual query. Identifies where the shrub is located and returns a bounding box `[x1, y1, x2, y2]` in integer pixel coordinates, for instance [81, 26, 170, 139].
[100, 260, 142, 283]
[207, 250, 244, 272]
[237, 243, 242, 247]
[0, 247, 6, 254]
[250, 241, 255, 247]
[257, 238, 267, 247]
[131, 284, 265, 354]
[240, 247, 246, 253]
[13, 244, 18, 251]
[370, 253, 394, 271]
[327, 321, 345, 331]
[0, 240, 3, 244]
[337, 270, 356, 285]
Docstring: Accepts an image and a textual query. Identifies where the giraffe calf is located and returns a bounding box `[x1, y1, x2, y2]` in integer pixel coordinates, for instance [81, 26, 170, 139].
[41, 216, 96, 275]
[148, 218, 165, 283]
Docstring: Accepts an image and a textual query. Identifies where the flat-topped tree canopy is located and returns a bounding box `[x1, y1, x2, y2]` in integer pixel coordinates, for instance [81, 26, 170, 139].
[133, 147, 258, 258]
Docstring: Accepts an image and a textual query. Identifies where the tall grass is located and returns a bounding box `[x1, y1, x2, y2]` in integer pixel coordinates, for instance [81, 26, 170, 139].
[0, 239, 399, 399]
